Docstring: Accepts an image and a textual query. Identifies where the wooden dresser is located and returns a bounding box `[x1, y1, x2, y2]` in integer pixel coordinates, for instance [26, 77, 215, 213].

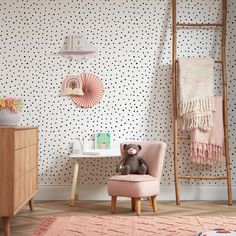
[0, 126, 38, 236]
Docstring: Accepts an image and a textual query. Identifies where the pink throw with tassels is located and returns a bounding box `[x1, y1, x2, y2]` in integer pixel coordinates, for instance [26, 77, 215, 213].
[190, 96, 224, 165]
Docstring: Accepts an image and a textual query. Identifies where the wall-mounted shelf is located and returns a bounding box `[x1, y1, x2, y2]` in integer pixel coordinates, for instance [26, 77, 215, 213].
[60, 35, 97, 61]
[61, 50, 96, 55]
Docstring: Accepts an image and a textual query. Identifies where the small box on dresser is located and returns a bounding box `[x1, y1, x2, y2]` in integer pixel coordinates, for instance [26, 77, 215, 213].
[0, 126, 38, 236]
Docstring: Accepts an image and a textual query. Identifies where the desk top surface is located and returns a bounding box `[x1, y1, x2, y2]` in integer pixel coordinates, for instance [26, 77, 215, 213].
[70, 149, 120, 158]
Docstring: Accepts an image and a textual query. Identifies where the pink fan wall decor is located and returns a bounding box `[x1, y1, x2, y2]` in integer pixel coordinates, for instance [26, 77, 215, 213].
[61, 75, 84, 96]
[71, 73, 104, 108]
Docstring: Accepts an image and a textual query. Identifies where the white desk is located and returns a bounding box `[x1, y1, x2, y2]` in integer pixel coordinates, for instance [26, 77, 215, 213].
[69, 149, 120, 207]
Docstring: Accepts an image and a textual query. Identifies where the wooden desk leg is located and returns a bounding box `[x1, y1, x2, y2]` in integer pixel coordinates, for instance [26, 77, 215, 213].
[29, 197, 35, 211]
[75, 169, 80, 201]
[2, 217, 10, 236]
[69, 160, 79, 207]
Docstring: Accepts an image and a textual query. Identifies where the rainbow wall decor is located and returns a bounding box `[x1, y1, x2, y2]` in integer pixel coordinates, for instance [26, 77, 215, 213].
[61, 75, 84, 96]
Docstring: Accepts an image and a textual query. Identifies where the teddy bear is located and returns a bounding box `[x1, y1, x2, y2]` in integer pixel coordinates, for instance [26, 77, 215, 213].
[115, 144, 148, 175]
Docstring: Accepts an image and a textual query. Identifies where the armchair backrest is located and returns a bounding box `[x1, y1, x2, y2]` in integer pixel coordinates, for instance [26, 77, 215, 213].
[120, 141, 167, 181]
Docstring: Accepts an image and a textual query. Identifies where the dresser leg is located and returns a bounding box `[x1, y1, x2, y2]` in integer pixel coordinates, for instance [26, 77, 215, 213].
[2, 217, 10, 236]
[29, 197, 35, 211]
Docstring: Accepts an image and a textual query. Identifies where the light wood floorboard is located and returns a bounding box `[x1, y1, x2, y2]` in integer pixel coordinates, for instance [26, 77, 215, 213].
[0, 200, 235, 236]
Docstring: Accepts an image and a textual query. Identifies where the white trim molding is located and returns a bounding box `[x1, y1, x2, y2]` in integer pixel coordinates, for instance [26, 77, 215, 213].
[35, 184, 236, 201]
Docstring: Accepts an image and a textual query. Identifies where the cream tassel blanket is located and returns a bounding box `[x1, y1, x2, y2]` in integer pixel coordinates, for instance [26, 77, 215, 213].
[178, 58, 215, 131]
[190, 96, 224, 165]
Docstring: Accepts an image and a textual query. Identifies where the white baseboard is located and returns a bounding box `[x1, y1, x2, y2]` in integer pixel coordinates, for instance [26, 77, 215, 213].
[35, 184, 236, 201]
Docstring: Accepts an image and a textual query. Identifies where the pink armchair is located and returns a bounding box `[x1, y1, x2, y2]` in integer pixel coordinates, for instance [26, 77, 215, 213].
[107, 141, 167, 215]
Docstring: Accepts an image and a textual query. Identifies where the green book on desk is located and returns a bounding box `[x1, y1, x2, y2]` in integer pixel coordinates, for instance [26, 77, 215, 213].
[95, 133, 111, 149]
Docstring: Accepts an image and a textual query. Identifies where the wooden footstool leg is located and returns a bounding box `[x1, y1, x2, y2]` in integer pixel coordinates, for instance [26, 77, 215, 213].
[131, 198, 135, 211]
[111, 196, 117, 214]
[151, 195, 157, 212]
[149, 197, 152, 206]
[2, 217, 10, 236]
[135, 198, 141, 216]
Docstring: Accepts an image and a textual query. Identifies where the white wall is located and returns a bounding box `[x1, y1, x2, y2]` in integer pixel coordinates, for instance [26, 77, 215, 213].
[0, 0, 235, 200]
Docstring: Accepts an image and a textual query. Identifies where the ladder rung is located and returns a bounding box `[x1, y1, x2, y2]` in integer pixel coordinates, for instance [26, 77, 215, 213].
[179, 176, 227, 180]
[177, 135, 189, 139]
[176, 60, 222, 64]
[176, 23, 222, 28]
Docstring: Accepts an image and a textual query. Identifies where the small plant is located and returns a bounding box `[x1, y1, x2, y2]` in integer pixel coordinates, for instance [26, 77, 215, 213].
[0, 97, 21, 112]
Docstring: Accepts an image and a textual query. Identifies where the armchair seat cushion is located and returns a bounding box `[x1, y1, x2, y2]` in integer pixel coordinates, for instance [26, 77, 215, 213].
[107, 175, 159, 198]
[109, 174, 157, 182]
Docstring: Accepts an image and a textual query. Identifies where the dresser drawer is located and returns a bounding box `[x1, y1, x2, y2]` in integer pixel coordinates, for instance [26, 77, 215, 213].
[0, 126, 38, 217]
[14, 129, 37, 150]
[14, 145, 37, 179]
[14, 168, 37, 209]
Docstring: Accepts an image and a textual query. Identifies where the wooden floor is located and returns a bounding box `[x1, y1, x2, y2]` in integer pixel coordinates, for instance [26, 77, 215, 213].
[0, 200, 235, 236]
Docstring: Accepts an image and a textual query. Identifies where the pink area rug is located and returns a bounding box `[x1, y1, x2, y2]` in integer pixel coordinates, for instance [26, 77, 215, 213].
[32, 216, 236, 236]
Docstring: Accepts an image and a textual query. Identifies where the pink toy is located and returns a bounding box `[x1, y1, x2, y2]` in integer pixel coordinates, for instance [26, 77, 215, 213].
[71, 73, 104, 108]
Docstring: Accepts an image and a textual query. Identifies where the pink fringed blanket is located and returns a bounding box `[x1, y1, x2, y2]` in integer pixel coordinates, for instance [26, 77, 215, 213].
[190, 96, 224, 165]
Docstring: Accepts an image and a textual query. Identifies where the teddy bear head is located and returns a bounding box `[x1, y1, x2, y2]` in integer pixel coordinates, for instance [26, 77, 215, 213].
[123, 143, 142, 156]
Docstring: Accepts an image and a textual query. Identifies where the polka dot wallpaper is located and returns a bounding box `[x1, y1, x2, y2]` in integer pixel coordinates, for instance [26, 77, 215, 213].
[0, 0, 235, 187]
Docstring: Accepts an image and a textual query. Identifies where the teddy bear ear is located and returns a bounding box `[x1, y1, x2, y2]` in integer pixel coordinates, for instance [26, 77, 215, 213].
[123, 144, 127, 150]
[138, 145, 142, 150]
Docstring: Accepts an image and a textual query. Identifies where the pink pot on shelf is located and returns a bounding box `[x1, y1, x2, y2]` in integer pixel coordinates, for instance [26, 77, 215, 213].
[0, 109, 21, 126]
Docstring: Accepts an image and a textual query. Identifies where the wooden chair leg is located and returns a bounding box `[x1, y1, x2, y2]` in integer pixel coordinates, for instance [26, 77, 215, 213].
[149, 197, 152, 206]
[131, 198, 135, 211]
[111, 196, 117, 214]
[2, 217, 10, 236]
[151, 195, 157, 212]
[29, 197, 34, 211]
[135, 198, 141, 216]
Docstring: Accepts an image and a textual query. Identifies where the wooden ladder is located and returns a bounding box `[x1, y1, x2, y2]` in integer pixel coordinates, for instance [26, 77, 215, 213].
[172, 0, 232, 205]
